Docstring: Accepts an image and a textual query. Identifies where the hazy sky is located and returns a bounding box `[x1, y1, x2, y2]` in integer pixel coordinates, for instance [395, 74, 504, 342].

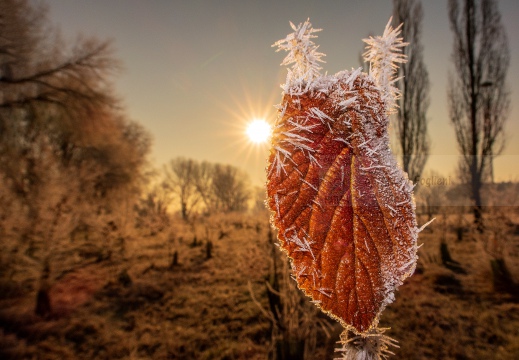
[47, 0, 519, 184]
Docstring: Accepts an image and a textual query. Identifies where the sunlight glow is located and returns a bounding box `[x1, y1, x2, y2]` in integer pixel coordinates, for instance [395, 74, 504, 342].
[246, 119, 271, 144]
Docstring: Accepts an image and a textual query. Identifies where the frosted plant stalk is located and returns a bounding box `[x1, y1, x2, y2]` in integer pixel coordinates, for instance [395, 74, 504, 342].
[363, 18, 408, 114]
[273, 18, 325, 91]
[335, 328, 398, 360]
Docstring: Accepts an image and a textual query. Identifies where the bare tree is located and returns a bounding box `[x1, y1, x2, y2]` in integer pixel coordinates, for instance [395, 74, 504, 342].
[211, 163, 250, 213]
[0, 0, 119, 117]
[192, 161, 251, 214]
[163, 158, 200, 220]
[193, 160, 219, 214]
[392, 0, 430, 184]
[448, 0, 510, 230]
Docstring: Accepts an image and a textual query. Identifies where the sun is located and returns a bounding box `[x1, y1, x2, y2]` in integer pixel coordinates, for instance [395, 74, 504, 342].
[246, 119, 271, 144]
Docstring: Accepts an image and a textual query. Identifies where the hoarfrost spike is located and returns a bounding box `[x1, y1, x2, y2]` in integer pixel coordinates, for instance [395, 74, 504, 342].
[273, 18, 325, 91]
[363, 17, 408, 114]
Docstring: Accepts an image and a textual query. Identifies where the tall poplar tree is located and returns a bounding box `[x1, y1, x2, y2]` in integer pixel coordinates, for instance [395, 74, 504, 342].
[392, 0, 430, 184]
[448, 0, 510, 230]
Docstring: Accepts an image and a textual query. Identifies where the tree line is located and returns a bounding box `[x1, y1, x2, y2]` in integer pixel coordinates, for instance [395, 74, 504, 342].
[139, 158, 252, 223]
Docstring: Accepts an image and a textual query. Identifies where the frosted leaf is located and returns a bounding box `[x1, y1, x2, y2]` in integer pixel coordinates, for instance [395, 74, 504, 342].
[268, 18, 417, 339]
[363, 17, 408, 114]
[267, 70, 418, 333]
[273, 18, 325, 92]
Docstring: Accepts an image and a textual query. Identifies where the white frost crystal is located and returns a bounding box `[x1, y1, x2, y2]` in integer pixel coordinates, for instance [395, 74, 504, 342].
[273, 18, 326, 93]
[363, 18, 408, 114]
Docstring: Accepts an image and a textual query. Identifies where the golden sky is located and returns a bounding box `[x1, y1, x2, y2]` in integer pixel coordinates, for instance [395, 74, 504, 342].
[48, 0, 519, 184]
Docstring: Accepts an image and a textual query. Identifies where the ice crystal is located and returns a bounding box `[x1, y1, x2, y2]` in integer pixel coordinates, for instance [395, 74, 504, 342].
[363, 18, 408, 114]
[335, 328, 398, 360]
[273, 18, 325, 92]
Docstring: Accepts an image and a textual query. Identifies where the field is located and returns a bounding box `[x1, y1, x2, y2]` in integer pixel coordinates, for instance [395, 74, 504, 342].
[1, 209, 519, 360]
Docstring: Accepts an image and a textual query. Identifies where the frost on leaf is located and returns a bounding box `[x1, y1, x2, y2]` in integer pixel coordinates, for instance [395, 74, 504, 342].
[363, 17, 408, 114]
[267, 19, 417, 335]
[273, 18, 326, 93]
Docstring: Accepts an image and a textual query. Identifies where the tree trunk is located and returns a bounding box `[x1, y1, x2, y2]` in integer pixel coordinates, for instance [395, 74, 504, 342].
[35, 279, 51, 318]
[471, 165, 483, 232]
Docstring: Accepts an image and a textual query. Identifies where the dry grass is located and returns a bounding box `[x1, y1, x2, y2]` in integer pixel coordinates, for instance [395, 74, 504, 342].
[1, 209, 519, 359]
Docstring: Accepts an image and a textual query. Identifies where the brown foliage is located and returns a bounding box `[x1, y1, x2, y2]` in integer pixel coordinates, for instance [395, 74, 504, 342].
[0, 0, 151, 317]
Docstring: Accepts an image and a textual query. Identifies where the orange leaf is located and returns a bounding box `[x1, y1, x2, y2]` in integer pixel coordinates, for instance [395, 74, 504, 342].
[266, 72, 418, 334]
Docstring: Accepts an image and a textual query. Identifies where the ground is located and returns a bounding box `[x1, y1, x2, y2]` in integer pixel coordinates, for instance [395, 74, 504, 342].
[1, 210, 519, 359]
